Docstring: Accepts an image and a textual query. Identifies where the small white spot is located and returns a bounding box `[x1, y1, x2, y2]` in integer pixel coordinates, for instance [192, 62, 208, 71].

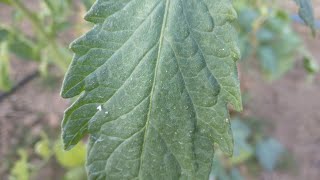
[97, 105, 102, 111]
[105, 111, 109, 114]
[225, 118, 229, 123]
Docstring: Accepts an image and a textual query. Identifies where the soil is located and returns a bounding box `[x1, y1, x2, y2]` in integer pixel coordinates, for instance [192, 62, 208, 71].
[0, 1, 319, 180]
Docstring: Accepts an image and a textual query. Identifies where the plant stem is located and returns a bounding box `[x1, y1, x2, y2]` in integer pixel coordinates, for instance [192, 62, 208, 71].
[10, 0, 70, 72]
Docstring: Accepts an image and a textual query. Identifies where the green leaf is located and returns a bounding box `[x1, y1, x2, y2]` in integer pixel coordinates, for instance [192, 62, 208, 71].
[35, 134, 52, 160]
[256, 11, 301, 80]
[0, 42, 12, 91]
[0, 28, 10, 42]
[64, 167, 87, 180]
[0, 0, 11, 5]
[256, 138, 285, 171]
[230, 119, 253, 165]
[0, 26, 40, 61]
[81, 0, 96, 10]
[293, 0, 316, 34]
[54, 140, 86, 169]
[209, 156, 230, 180]
[303, 55, 319, 75]
[9, 150, 30, 180]
[61, 0, 241, 179]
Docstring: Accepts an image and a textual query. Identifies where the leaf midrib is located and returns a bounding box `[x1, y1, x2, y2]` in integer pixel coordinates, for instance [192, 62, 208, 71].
[138, 0, 170, 177]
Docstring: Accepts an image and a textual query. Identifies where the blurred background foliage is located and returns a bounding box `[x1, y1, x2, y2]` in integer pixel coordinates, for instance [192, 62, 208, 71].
[235, 0, 318, 80]
[0, 0, 318, 179]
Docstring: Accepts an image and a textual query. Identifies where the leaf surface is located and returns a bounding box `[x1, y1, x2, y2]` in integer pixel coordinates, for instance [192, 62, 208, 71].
[61, 0, 241, 179]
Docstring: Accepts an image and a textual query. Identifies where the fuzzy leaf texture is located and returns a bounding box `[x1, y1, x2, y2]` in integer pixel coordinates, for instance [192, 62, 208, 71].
[61, 0, 242, 179]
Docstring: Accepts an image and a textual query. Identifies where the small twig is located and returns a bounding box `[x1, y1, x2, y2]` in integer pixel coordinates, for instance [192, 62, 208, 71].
[0, 70, 39, 103]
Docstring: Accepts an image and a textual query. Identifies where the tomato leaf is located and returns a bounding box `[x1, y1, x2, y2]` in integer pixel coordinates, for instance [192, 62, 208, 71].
[61, 0, 241, 179]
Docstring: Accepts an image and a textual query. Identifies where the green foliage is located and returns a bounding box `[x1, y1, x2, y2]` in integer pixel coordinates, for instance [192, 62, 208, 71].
[210, 118, 288, 179]
[235, 0, 318, 80]
[9, 150, 30, 180]
[303, 55, 319, 75]
[42, 0, 72, 35]
[34, 135, 52, 160]
[0, 41, 12, 91]
[64, 167, 87, 180]
[81, 0, 96, 10]
[294, 0, 316, 34]
[10, 134, 86, 180]
[236, 1, 302, 80]
[230, 119, 253, 165]
[1, 0, 316, 179]
[0, 26, 40, 61]
[54, 140, 86, 169]
[256, 138, 285, 171]
[34, 133, 86, 169]
[61, 0, 242, 179]
[0, 0, 11, 5]
[0, 0, 73, 91]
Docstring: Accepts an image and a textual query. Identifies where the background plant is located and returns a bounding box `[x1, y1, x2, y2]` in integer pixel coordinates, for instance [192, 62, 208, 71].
[235, 0, 318, 80]
[0, 0, 74, 91]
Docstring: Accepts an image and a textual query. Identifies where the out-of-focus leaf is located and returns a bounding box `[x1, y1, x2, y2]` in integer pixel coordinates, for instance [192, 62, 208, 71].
[256, 138, 285, 171]
[9, 35, 40, 61]
[256, 28, 274, 42]
[0, 0, 11, 5]
[0, 26, 40, 61]
[293, 0, 316, 34]
[256, 12, 301, 80]
[81, 0, 95, 10]
[303, 56, 319, 75]
[0, 42, 12, 91]
[42, 0, 72, 36]
[9, 150, 30, 180]
[43, 0, 71, 17]
[0, 28, 10, 42]
[230, 168, 244, 180]
[54, 140, 86, 169]
[209, 156, 230, 180]
[230, 119, 253, 164]
[238, 8, 258, 32]
[64, 167, 87, 180]
[35, 134, 52, 160]
[258, 46, 277, 78]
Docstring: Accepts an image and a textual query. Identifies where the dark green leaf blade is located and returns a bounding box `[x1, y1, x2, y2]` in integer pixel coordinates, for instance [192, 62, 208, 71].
[61, 0, 242, 179]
